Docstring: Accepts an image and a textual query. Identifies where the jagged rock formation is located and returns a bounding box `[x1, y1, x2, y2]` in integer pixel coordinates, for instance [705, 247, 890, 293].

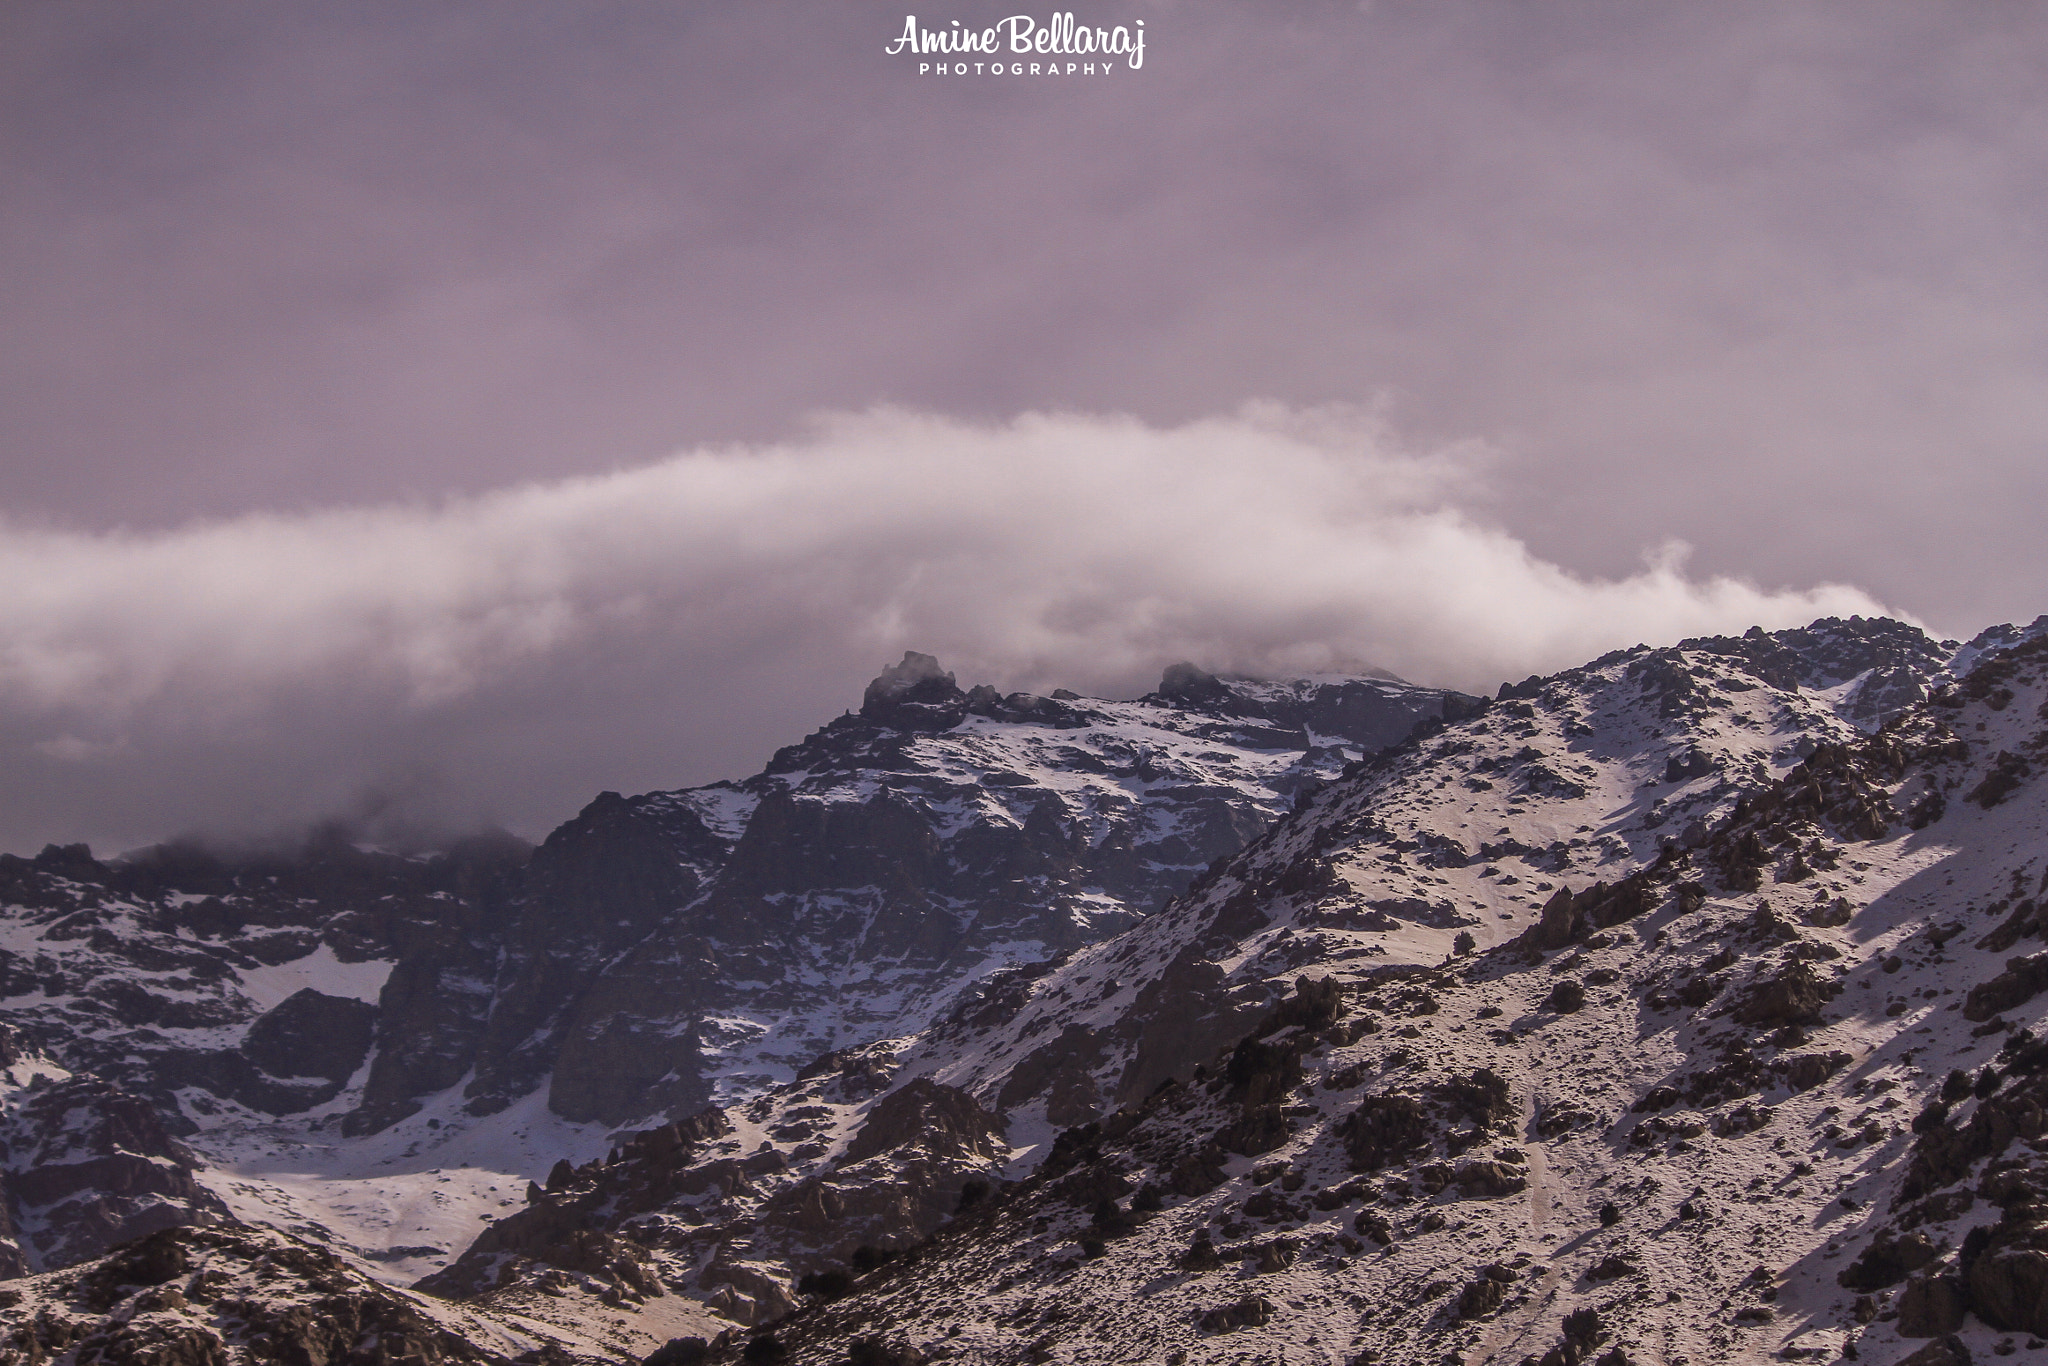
[0, 1026, 231, 1276]
[0, 828, 533, 1132]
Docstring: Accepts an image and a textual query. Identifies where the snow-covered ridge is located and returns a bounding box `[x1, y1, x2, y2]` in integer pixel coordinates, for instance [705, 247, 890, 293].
[410, 615, 1995, 1331]
[494, 618, 2048, 1363]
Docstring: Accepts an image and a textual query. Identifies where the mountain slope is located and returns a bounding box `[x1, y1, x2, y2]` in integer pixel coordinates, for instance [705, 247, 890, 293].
[416, 616, 1992, 1329]
[599, 621, 2048, 1365]
[0, 1221, 724, 1366]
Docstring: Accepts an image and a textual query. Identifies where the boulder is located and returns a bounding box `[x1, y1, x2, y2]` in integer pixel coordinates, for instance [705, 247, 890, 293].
[1897, 1272, 1968, 1336]
[1897, 1336, 1975, 1366]
[1965, 953, 2048, 1023]
[1733, 962, 1837, 1027]
[1545, 980, 1587, 1014]
[1341, 1093, 1431, 1171]
[1839, 1228, 1939, 1291]
[1454, 1160, 1528, 1199]
[1455, 1276, 1505, 1319]
[1198, 1295, 1273, 1334]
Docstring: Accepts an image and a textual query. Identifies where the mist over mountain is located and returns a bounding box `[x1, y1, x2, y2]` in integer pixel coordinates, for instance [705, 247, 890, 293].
[0, 407, 1893, 858]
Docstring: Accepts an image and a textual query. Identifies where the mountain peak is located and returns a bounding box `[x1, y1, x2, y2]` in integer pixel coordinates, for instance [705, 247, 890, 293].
[859, 650, 965, 725]
[1157, 661, 1231, 704]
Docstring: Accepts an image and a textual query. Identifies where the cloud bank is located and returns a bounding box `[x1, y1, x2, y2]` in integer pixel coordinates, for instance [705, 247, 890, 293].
[0, 407, 1892, 855]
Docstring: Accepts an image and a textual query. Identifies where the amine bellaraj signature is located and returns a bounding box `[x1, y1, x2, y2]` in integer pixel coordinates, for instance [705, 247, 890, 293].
[886, 13, 1147, 74]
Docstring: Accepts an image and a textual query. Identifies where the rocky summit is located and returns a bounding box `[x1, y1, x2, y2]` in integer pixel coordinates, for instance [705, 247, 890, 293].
[11, 615, 2048, 1366]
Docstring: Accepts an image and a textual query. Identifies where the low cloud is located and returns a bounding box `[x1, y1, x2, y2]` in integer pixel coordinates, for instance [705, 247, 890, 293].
[0, 406, 1892, 854]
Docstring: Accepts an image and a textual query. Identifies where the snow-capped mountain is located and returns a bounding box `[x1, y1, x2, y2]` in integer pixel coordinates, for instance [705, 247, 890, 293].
[0, 654, 1475, 1279]
[15, 613, 2048, 1366]
[405, 616, 2012, 1338]
[724, 620, 2045, 1366]
[582, 614, 2038, 1366]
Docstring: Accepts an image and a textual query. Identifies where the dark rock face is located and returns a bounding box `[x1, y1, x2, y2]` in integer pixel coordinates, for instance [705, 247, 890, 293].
[1197, 1294, 1273, 1333]
[0, 830, 531, 1136]
[862, 651, 967, 729]
[1733, 961, 1838, 1027]
[1544, 979, 1586, 1014]
[1342, 1093, 1432, 1172]
[241, 989, 377, 1084]
[1839, 1228, 1939, 1291]
[1522, 881, 1654, 954]
[1967, 1236, 2048, 1336]
[1453, 1159, 1527, 1199]
[1155, 662, 1483, 754]
[1897, 1272, 1968, 1336]
[0, 1075, 230, 1273]
[408, 786, 736, 1132]
[1965, 953, 2048, 1023]
[1455, 1275, 1506, 1319]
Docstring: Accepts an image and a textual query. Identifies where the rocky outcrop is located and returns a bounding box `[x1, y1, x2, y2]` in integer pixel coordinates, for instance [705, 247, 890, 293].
[0, 1225, 544, 1366]
[1898, 1271, 1968, 1336]
[241, 989, 377, 1085]
[841, 1081, 1003, 1166]
[0, 1075, 230, 1274]
[1964, 952, 2048, 1023]
[1670, 615, 1957, 728]
[0, 830, 531, 1138]
[861, 652, 968, 729]
[1733, 961, 1839, 1027]
[417, 1109, 729, 1300]
[357, 787, 733, 1133]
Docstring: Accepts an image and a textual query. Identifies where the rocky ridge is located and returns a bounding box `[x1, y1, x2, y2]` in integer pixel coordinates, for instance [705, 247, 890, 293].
[410, 616, 2009, 1341]
[574, 619, 2048, 1364]
[0, 657, 1472, 1280]
[0, 1024, 232, 1278]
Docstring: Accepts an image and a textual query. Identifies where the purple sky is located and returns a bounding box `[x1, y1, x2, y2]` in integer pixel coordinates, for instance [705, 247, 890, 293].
[2, 2, 2045, 854]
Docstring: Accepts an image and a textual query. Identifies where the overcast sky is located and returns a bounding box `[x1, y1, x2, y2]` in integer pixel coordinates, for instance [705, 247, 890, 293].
[2, 2, 2044, 855]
